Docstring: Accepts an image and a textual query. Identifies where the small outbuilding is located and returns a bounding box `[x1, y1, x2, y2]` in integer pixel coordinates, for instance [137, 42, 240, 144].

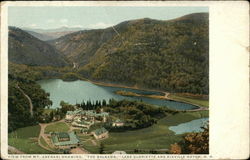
[80, 128, 88, 134]
[112, 119, 124, 127]
[91, 127, 109, 139]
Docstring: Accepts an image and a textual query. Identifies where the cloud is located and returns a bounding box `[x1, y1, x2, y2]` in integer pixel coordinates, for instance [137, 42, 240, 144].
[89, 22, 113, 29]
[72, 25, 83, 28]
[60, 24, 69, 27]
[47, 19, 55, 23]
[60, 19, 68, 24]
[30, 24, 37, 27]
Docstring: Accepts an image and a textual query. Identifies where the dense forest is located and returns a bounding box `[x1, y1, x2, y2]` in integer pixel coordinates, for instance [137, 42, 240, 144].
[8, 63, 52, 132]
[51, 13, 209, 94]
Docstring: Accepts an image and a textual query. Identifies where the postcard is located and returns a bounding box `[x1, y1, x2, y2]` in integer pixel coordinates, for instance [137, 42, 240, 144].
[1, 1, 249, 160]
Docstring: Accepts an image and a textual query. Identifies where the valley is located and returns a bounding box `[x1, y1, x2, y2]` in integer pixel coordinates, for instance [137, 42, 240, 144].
[7, 12, 209, 154]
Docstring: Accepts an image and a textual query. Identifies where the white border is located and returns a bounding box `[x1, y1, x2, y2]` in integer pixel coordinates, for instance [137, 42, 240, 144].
[1, 1, 249, 160]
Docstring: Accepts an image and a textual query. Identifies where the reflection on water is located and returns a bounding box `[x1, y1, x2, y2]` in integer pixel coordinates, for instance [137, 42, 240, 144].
[169, 118, 209, 134]
[37, 79, 199, 110]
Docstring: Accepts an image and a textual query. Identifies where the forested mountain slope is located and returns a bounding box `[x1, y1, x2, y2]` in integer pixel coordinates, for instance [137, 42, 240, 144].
[49, 27, 118, 65]
[8, 63, 52, 132]
[9, 27, 68, 67]
[50, 13, 209, 94]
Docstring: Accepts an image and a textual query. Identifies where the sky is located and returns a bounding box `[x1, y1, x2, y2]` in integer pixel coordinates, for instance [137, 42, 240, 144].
[8, 6, 208, 29]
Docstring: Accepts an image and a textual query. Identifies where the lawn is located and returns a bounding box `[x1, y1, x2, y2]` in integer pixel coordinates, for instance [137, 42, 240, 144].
[169, 94, 209, 107]
[40, 136, 59, 152]
[9, 138, 52, 154]
[40, 136, 49, 148]
[8, 125, 40, 139]
[44, 122, 69, 133]
[81, 140, 100, 154]
[78, 134, 92, 141]
[96, 111, 209, 153]
[8, 125, 52, 154]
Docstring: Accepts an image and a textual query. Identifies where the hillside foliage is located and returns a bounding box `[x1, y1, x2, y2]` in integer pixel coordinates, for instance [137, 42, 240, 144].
[170, 124, 209, 154]
[9, 27, 68, 67]
[8, 63, 52, 132]
[51, 13, 209, 94]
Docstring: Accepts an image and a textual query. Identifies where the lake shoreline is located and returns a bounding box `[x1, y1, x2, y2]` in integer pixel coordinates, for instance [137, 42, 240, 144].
[74, 77, 208, 111]
[78, 77, 165, 95]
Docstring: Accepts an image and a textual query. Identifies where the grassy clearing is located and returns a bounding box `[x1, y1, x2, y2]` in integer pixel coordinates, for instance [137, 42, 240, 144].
[102, 117, 181, 152]
[82, 140, 100, 153]
[99, 111, 209, 153]
[40, 136, 59, 153]
[8, 125, 40, 139]
[9, 138, 52, 154]
[78, 134, 92, 140]
[44, 122, 69, 133]
[163, 111, 208, 126]
[8, 125, 52, 154]
[169, 94, 209, 107]
[40, 136, 49, 148]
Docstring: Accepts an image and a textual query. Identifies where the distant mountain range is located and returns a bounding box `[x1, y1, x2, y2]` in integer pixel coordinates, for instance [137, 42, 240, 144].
[9, 12, 209, 94]
[22, 26, 86, 41]
[9, 27, 67, 67]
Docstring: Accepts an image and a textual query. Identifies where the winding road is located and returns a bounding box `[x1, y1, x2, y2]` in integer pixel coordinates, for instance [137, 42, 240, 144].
[16, 84, 33, 117]
[38, 120, 66, 153]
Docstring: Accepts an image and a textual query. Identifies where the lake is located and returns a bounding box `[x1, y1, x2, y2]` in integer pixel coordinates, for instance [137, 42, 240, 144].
[169, 118, 209, 134]
[37, 79, 199, 110]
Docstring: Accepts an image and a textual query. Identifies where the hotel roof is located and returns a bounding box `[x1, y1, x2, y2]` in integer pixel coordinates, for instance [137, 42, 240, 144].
[51, 132, 80, 146]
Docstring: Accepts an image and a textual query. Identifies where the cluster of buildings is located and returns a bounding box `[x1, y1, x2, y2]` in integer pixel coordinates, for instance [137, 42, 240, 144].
[50, 108, 126, 150]
[65, 109, 109, 125]
[65, 108, 110, 139]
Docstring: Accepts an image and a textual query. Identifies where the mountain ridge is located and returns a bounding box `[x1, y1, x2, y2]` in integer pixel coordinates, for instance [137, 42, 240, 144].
[49, 12, 209, 94]
[9, 12, 209, 94]
[9, 26, 68, 67]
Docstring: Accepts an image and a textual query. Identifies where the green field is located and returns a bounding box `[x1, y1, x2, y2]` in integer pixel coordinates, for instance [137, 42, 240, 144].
[82, 140, 100, 153]
[44, 122, 69, 133]
[8, 110, 208, 154]
[9, 125, 40, 138]
[8, 125, 52, 154]
[82, 111, 209, 153]
[169, 94, 209, 107]
[40, 136, 59, 152]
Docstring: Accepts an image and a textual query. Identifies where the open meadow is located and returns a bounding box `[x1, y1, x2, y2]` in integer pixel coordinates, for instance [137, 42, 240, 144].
[8, 125, 52, 154]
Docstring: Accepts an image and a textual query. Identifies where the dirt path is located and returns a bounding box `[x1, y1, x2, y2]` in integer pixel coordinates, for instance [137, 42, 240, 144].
[39, 119, 65, 138]
[8, 145, 25, 154]
[37, 120, 94, 154]
[70, 147, 90, 154]
[38, 124, 55, 152]
[16, 84, 33, 117]
[38, 119, 66, 153]
[91, 140, 97, 146]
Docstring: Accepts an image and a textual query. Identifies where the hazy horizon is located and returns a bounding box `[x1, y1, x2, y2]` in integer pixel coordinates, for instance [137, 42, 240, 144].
[9, 6, 208, 30]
